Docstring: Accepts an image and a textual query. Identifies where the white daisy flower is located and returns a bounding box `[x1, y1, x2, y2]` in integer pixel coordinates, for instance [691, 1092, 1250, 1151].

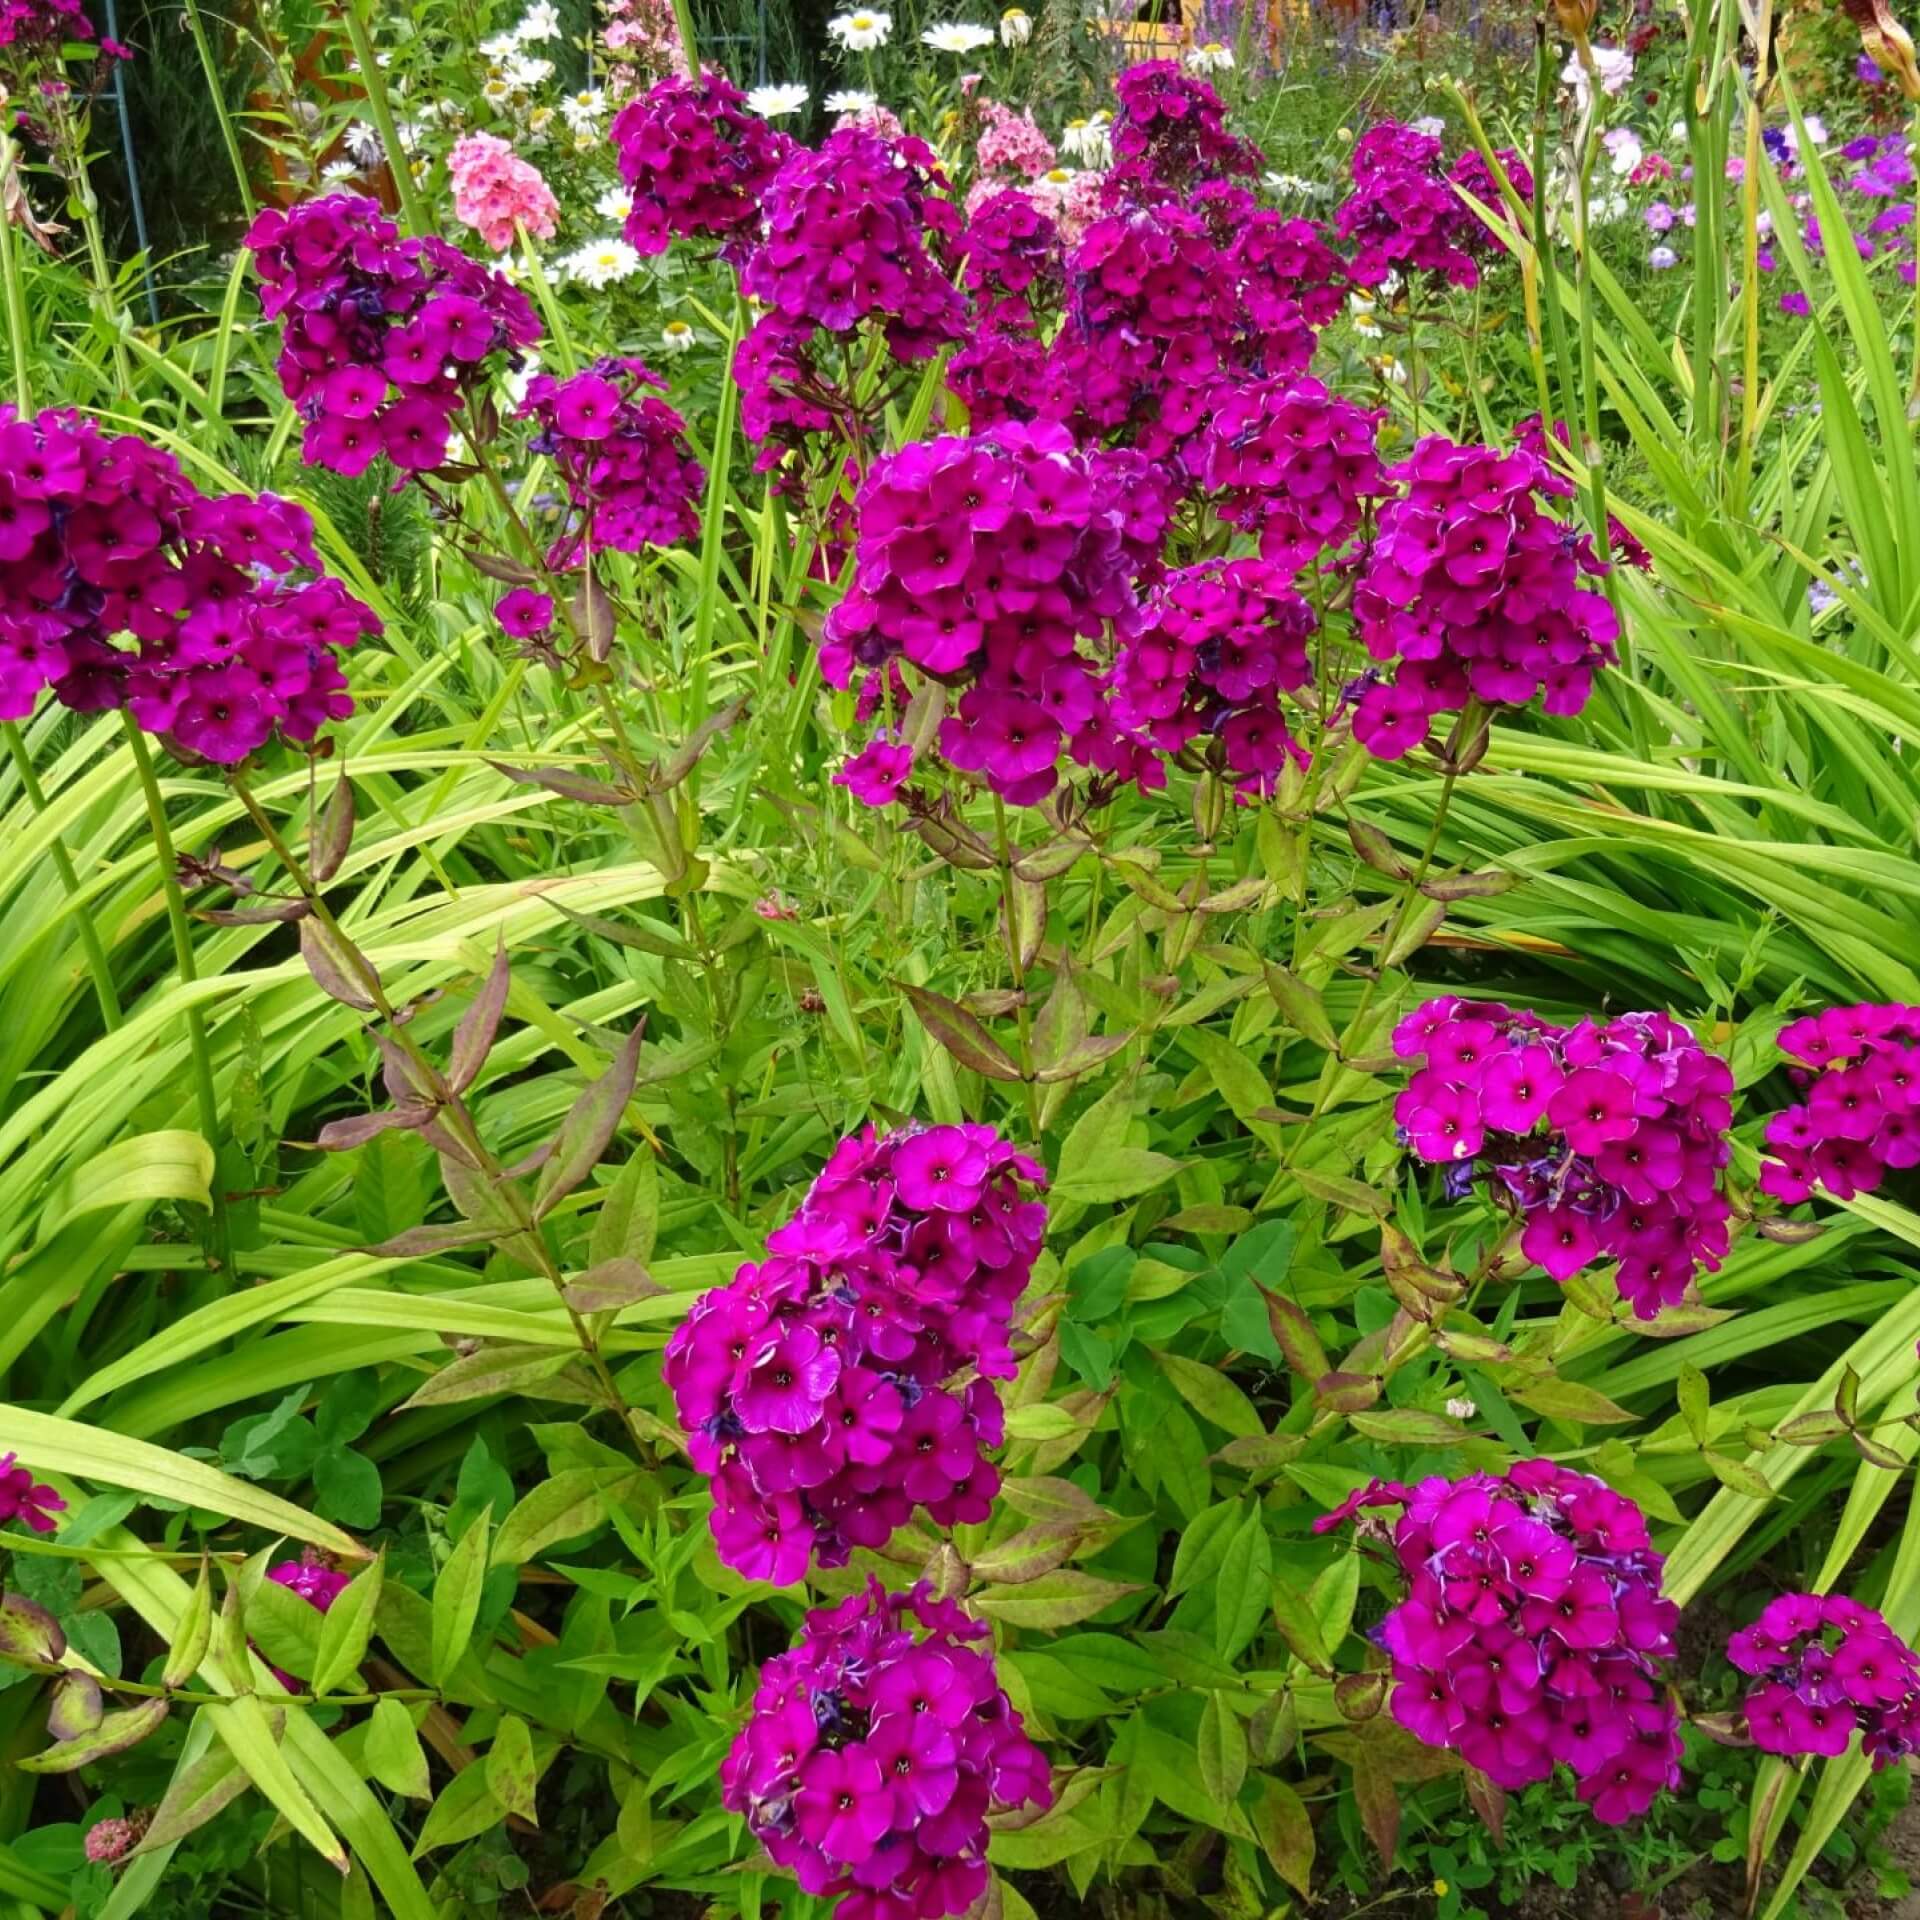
[1349, 290, 1381, 337]
[922, 21, 995, 51]
[1185, 40, 1233, 71]
[321, 158, 360, 184]
[660, 318, 696, 354]
[562, 87, 606, 128]
[1060, 111, 1112, 165]
[517, 0, 562, 39]
[480, 31, 520, 59]
[1412, 113, 1445, 136]
[595, 184, 635, 219]
[1000, 6, 1032, 41]
[829, 9, 892, 48]
[746, 81, 810, 116]
[504, 53, 554, 88]
[526, 104, 557, 134]
[342, 121, 385, 166]
[825, 88, 878, 112]
[483, 75, 514, 105]
[561, 238, 643, 286]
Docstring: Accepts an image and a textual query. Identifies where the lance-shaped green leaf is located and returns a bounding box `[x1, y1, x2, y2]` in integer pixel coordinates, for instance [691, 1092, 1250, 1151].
[365, 1697, 432, 1800]
[431, 1508, 492, 1685]
[312, 1554, 384, 1697]
[208, 1697, 348, 1870]
[134, 1742, 252, 1854]
[533, 1023, 647, 1218]
[897, 982, 1025, 1083]
[0, 1409, 364, 1556]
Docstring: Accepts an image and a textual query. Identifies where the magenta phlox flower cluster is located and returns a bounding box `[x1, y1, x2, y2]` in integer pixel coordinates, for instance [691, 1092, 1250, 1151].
[742, 127, 964, 351]
[1110, 558, 1314, 797]
[268, 1559, 351, 1611]
[521, 357, 704, 563]
[821, 423, 1171, 806]
[1758, 1003, 1920, 1203]
[0, 409, 379, 761]
[0, 0, 125, 72]
[947, 191, 1061, 429]
[448, 132, 561, 252]
[246, 194, 541, 478]
[1199, 374, 1385, 569]
[1513, 413, 1655, 573]
[1223, 202, 1353, 379]
[664, 1124, 1046, 1583]
[1335, 122, 1521, 288]
[1106, 59, 1262, 196]
[1350, 436, 1618, 758]
[610, 69, 791, 260]
[1043, 202, 1248, 468]
[721, 1579, 1050, 1920]
[1318, 1467, 1682, 1823]
[734, 128, 966, 466]
[958, 188, 1061, 328]
[1394, 996, 1734, 1319]
[1731, 1592, 1920, 1765]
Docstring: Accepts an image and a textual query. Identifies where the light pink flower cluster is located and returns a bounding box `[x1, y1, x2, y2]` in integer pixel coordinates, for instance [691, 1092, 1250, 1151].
[664, 1124, 1047, 1583]
[1394, 997, 1734, 1319]
[1319, 1468, 1683, 1825]
[974, 101, 1056, 183]
[448, 132, 560, 252]
[1758, 1004, 1920, 1202]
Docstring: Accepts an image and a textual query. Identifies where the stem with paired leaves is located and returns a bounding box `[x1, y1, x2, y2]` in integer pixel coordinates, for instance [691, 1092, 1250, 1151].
[227, 770, 660, 1469]
[123, 719, 229, 1263]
